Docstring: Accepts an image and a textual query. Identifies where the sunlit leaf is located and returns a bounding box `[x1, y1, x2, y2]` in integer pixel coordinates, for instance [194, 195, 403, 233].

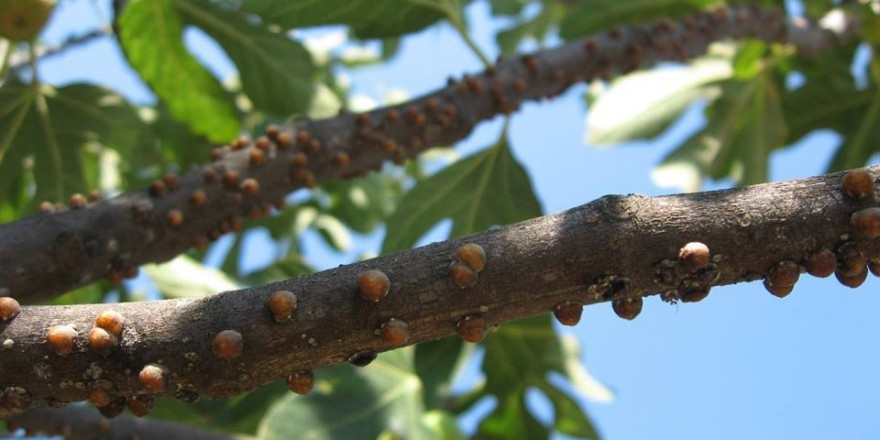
[422, 410, 467, 440]
[0, 82, 143, 204]
[586, 57, 731, 145]
[382, 133, 541, 253]
[144, 254, 240, 298]
[118, 0, 239, 141]
[174, 0, 316, 117]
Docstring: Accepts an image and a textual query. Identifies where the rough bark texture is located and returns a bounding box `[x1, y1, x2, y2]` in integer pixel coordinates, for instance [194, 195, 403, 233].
[1, 166, 878, 417]
[7, 405, 255, 440]
[0, 4, 857, 304]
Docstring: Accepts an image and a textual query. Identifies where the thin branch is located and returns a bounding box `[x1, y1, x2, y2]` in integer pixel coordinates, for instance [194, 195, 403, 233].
[7, 405, 256, 440]
[0, 4, 858, 304]
[1, 166, 878, 416]
[7, 27, 112, 76]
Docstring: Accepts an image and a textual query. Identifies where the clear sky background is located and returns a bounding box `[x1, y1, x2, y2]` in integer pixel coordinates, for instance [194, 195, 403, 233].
[27, 0, 880, 439]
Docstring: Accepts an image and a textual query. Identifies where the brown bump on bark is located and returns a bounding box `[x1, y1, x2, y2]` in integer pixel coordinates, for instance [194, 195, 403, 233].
[766, 260, 800, 289]
[851, 207, 880, 240]
[836, 266, 869, 288]
[291, 152, 308, 167]
[69, 193, 87, 209]
[166, 209, 184, 227]
[45, 325, 77, 356]
[255, 136, 271, 151]
[521, 54, 539, 74]
[680, 286, 710, 303]
[806, 248, 836, 278]
[332, 152, 351, 167]
[223, 171, 240, 189]
[38, 201, 55, 213]
[163, 173, 180, 190]
[191, 189, 206, 206]
[678, 242, 710, 269]
[457, 315, 487, 343]
[240, 178, 260, 195]
[456, 243, 486, 272]
[553, 301, 583, 326]
[267, 290, 297, 323]
[265, 124, 280, 140]
[358, 270, 391, 302]
[380, 318, 410, 346]
[87, 327, 117, 354]
[449, 261, 478, 289]
[277, 132, 292, 148]
[842, 169, 874, 199]
[95, 310, 125, 336]
[612, 297, 642, 320]
[212, 330, 243, 359]
[139, 364, 167, 394]
[0, 297, 21, 321]
[287, 370, 314, 395]
[249, 149, 265, 166]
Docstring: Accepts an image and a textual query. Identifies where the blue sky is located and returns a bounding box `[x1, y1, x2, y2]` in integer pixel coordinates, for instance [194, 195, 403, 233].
[26, 1, 880, 439]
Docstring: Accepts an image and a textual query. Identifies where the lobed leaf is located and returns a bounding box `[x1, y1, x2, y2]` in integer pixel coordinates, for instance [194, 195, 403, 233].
[174, 0, 316, 117]
[118, 0, 239, 141]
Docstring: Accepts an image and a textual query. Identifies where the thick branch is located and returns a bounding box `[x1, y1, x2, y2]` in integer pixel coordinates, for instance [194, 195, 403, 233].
[7, 405, 255, 440]
[0, 4, 857, 304]
[1, 166, 878, 416]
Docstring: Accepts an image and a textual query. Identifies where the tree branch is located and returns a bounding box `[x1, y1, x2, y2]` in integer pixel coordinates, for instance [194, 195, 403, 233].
[0, 4, 858, 304]
[1, 166, 878, 416]
[6, 405, 255, 440]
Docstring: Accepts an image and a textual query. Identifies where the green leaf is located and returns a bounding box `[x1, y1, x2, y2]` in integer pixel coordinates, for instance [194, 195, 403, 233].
[478, 316, 601, 440]
[118, 0, 239, 142]
[422, 410, 467, 440]
[586, 57, 731, 145]
[0, 82, 144, 203]
[259, 349, 434, 440]
[537, 381, 600, 439]
[654, 72, 787, 190]
[240, 0, 456, 39]
[415, 337, 473, 407]
[382, 134, 541, 253]
[476, 392, 547, 440]
[143, 255, 240, 298]
[781, 49, 879, 172]
[560, 0, 721, 40]
[173, 0, 316, 117]
[828, 92, 880, 171]
[321, 173, 405, 234]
